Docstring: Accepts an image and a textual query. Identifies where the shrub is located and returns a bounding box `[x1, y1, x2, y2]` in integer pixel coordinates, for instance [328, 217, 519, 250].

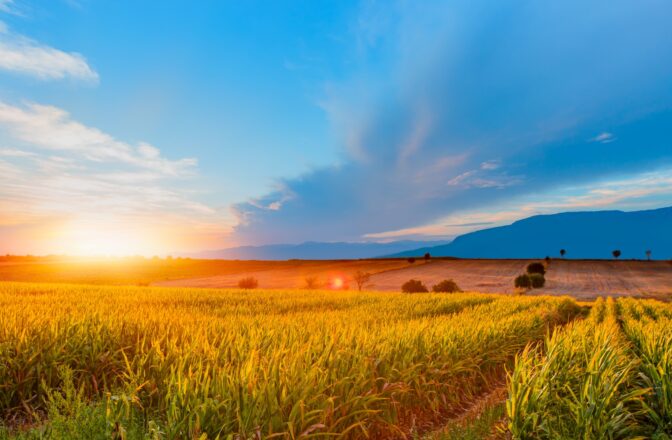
[424, 252, 431, 261]
[238, 277, 258, 289]
[612, 249, 621, 259]
[432, 279, 461, 293]
[408, 258, 416, 264]
[352, 271, 372, 291]
[526, 262, 546, 276]
[303, 276, 320, 289]
[401, 279, 428, 293]
[529, 273, 546, 288]
[514, 274, 532, 289]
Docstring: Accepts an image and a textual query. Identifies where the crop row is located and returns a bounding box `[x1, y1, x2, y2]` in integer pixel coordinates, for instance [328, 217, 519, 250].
[507, 297, 672, 439]
[0, 283, 578, 439]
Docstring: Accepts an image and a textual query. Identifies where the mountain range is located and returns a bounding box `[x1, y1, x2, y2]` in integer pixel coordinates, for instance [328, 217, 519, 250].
[392, 207, 672, 259]
[185, 240, 450, 260]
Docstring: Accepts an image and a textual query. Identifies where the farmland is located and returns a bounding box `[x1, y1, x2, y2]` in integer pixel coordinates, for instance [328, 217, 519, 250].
[2, 257, 671, 299]
[2, 259, 672, 438]
[0, 282, 578, 439]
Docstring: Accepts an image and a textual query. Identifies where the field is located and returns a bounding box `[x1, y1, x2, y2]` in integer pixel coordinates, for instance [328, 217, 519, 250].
[0, 282, 580, 439]
[2, 257, 671, 300]
[2, 283, 672, 438]
[2, 258, 672, 438]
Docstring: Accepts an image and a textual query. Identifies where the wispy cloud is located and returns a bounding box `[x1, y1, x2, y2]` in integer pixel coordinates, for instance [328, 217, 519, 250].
[591, 132, 616, 144]
[232, 0, 672, 245]
[0, 101, 195, 175]
[0, 100, 230, 254]
[367, 168, 672, 240]
[0, 23, 98, 82]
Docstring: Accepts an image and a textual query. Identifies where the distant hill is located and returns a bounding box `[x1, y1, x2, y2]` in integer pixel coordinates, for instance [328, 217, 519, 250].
[390, 207, 672, 259]
[186, 240, 450, 260]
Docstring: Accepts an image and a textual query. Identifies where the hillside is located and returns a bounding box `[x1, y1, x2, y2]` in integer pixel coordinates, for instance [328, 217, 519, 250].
[392, 207, 672, 259]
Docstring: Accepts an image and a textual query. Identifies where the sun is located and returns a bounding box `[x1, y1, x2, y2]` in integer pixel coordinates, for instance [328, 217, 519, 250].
[331, 277, 345, 289]
[55, 221, 160, 256]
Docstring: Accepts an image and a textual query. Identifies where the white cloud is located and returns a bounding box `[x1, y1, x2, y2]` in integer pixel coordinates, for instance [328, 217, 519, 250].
[0, 101, 232, 254]
[591, 132, 616, 144]
[0, 25, 98, 82]
[0, 101, 196, 175]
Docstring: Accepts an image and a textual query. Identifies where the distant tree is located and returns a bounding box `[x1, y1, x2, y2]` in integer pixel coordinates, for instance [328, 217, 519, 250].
[238, 277, 258, 289]
[352, 271, 373, 291]
[646, 250, 652, 261]
[424, 252, 431, 262]
[303, 276, 320, 289]
[407, 257, 416, 264]
[612, 250, 622, 259]
[432, 279, 461, 293]
[401, 279, 428, 293]
[529, 273, 546, 288]
[526, 262, 546, 276]
[514, 274, 532, 289]
[545, 256, 551, 263]
[560, 249, 566, 258]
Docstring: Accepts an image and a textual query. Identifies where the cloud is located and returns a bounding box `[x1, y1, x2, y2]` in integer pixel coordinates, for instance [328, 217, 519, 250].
[0, 1, 18, 15]
[0, 100, 230, 255]
[0, 101, 196, 175]
[232, 0, 672, 245]
[591, 132, 616, 144]
[0, 23, 98, 82]
[368, 167, 672, 240]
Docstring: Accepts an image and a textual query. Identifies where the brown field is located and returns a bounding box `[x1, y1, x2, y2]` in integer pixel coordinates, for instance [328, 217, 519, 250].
[536, 259, 672, 299]
[1, 256, 670, 300]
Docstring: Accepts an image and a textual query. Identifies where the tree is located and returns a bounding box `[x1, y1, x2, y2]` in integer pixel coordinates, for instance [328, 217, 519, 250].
[303, 276, 320, 289]
[352, 271, 372, 291]
[646, 250, 652, 261]
[407, 257, 416, 264]
[529, 273, 546, 288]
[238, 277, 258, 289]
[432, 279, 461, 293]
[612, 250, 621, 259]
[401, 279, 428, 293]
[514, 274, 532, 289]
[560, 249, 566, 258]
[526, 262, 546, 276]
[424, 252, 431, 262]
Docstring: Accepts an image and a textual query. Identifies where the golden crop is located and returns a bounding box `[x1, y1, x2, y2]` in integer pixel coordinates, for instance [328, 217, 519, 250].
[0, 283, 579, 439]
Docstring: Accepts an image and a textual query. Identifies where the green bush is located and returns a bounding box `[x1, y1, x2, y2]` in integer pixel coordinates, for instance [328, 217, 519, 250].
[529, 273, 546, 288]
[514, 274, 532, 289]
[526, 262, 546, 275]
[432, 279, 462, 293]
[401, 279, 428, 293]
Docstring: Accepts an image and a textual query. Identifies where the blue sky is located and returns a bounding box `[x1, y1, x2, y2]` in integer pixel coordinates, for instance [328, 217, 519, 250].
[0, 0, 671, 255]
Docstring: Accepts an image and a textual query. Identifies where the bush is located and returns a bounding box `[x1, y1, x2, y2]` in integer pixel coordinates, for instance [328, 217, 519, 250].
[514, 274, 532, 289]
[401, 279, 428, 293]
[303, 276, 320, 289]
[238, 277, 258, 289]
[529, 273, 546, 288]
[408, 258, 416, 264]
[526, 262, 546, 276]
[432, 279, 462, 293]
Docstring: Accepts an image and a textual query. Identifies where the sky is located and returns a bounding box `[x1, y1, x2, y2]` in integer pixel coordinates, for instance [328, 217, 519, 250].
[0, 0, 671, 256]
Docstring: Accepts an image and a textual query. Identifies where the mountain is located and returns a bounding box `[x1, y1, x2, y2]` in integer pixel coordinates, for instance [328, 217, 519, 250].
[186, 240, 450, 260]
[390, 207, 672, 259]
